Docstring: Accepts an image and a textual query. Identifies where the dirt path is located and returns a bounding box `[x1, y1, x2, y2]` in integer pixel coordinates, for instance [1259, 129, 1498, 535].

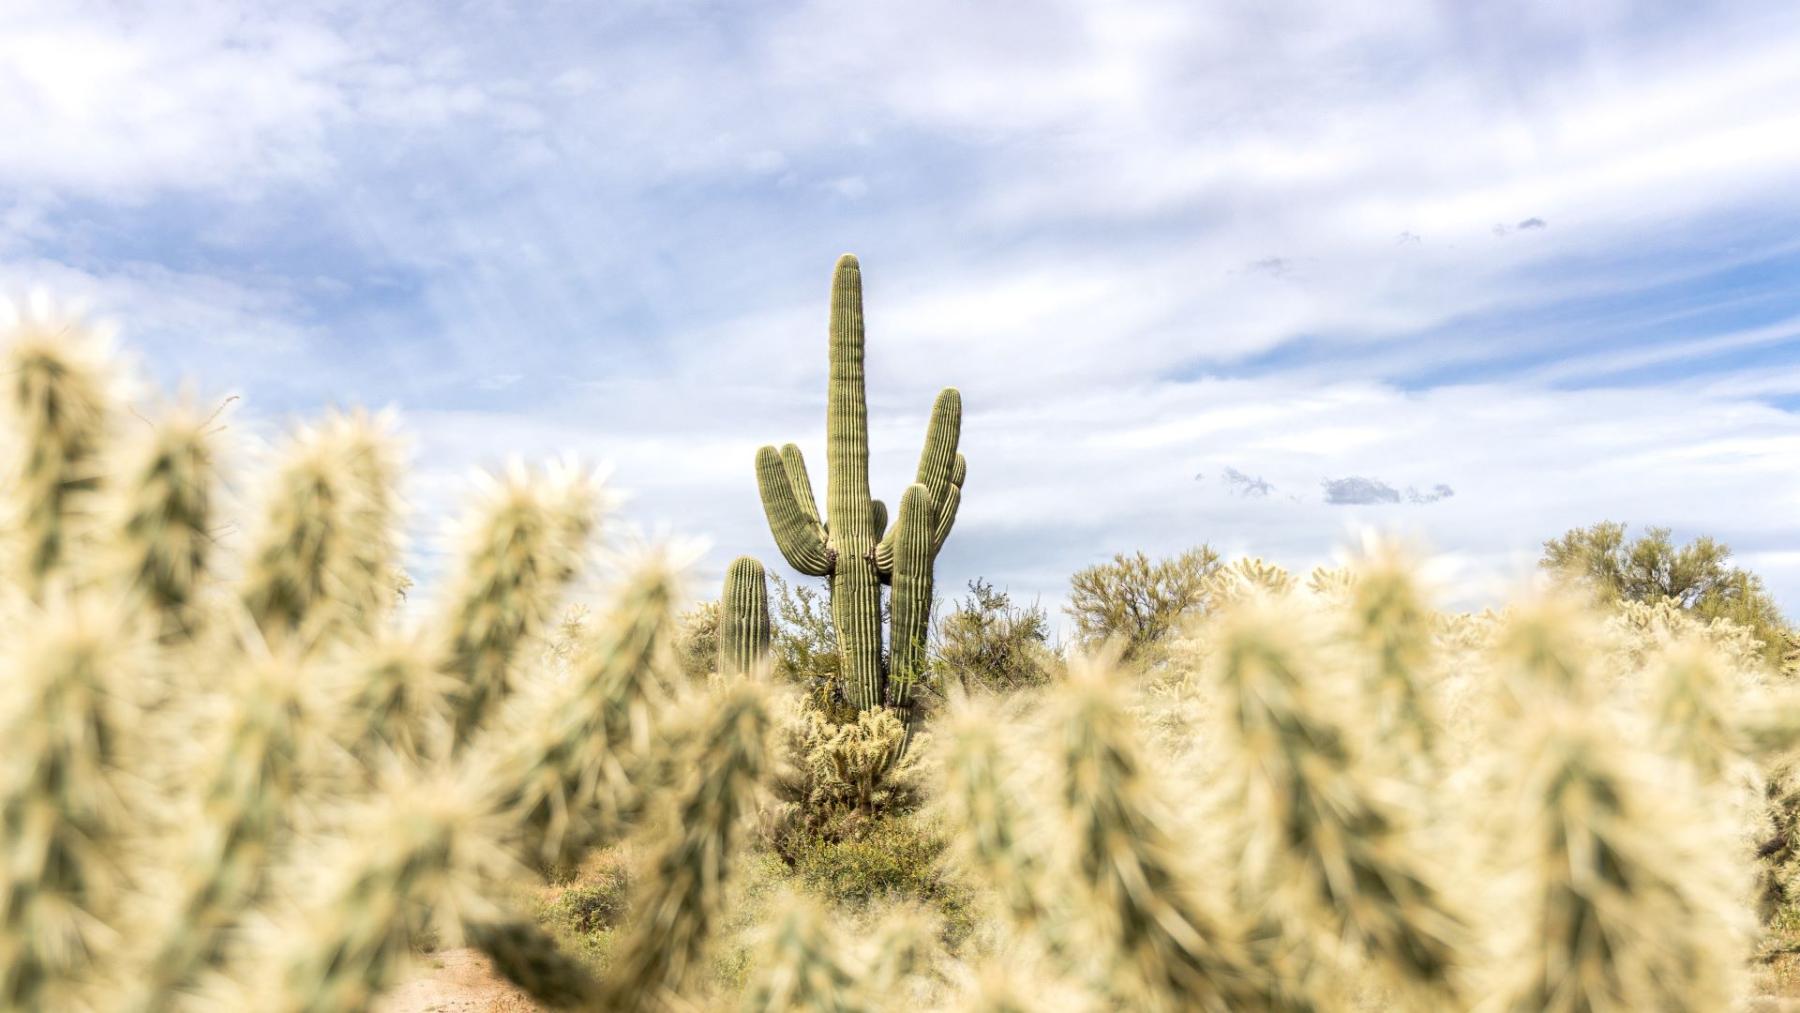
[378, 948, 542, 1013]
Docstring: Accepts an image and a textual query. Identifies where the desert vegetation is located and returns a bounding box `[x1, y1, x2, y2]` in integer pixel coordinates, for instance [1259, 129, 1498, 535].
[4, 265, 1800, 1013]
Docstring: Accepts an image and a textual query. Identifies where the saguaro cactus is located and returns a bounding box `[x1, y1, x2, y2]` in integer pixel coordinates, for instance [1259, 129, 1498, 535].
[720, 555, 771, 677]
[755, 254, 964, 713]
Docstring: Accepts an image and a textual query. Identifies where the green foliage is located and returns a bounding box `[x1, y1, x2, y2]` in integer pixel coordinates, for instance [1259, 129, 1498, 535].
[933, 579, 1058, 693]
[792, 814, 949, 906]
[1542, 521, 1793, 668]
[753, 254, 966, 713]
[1065, 545, 1222, 656]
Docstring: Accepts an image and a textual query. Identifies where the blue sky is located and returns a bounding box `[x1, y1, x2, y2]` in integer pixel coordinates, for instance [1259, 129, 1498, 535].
[4, 0, 1799, 621]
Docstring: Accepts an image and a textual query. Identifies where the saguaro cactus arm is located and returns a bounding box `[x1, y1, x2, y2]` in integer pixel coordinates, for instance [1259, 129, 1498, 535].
[756, 446, 833, 576]
[888, 483, 936, 709]
[779, 444, 824, 529]
[875, 394, 964, 577]
[934, 453, 966, 553]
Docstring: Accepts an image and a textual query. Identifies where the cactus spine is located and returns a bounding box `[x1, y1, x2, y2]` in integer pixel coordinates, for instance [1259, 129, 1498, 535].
[755, 254, 964, 712]
[721, 555, 772, 677]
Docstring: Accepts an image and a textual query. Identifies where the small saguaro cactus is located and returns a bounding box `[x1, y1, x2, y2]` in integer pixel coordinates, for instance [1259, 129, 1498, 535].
[720, 555, 772, 677]
[754, 254, 965, 713]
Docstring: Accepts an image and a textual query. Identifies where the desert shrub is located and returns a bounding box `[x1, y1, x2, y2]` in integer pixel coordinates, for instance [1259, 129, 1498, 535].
[791, 814, 947, 905]
[933, 578, 1058, 693]
[1543, 521, 1794, 669]
[780, 813, 978, 957]
[1065, 545, 1221, 657]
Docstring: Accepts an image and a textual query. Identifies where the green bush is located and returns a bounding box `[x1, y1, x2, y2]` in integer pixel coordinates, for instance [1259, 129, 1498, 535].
[786, 813, 977, 948]
[1064, 545, 1221, 657]
[933, 578, 1059, 693]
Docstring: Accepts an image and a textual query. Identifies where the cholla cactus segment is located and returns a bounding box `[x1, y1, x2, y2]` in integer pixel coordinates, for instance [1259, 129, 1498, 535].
[1344, 545, 1440, 762]
[322, 409, 404, 638]
[1048, 654, 1272, 1012]
[0, 593, 140, 1009]
[106, 404, 218, 640]
[1494, 594, 1598, 702]
[239, 415, 390, 649]
[129, 646, 316, 1011]
[721, 555, 772, 678]
[272, 775, 513, 1013]
[1648, 635, 1740, 782]
[1497, 708, 1742, 1012]
[335, 629, 456, 773]
[941, 702, 1048, 930]
[478, 556, 680, 868]
[597, 679, 772, 1011]
[1210, 596, 1465, 1005]
[437, 460, 599, 750]
[740, 896, 865, 1013]
[2, 309, 119, 596]
[753, 255, 966, 713]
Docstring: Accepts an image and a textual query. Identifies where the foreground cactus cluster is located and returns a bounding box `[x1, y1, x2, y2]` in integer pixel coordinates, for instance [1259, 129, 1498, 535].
[4, 290, 1797, 1013]
[0, 303, 776, 1011]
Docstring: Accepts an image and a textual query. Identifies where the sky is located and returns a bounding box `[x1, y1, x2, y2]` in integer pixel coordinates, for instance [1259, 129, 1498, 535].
[4, 0, 1799, 625]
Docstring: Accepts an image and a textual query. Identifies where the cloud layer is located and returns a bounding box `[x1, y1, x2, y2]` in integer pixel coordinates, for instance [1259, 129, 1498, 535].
[4, 0, 1799, 622]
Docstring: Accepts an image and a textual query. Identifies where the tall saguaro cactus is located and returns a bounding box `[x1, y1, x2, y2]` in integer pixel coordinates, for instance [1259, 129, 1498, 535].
[755, 254, 965, 713]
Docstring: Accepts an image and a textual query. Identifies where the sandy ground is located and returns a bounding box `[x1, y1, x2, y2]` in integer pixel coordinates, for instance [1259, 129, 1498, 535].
[378, 948, 542, 1013]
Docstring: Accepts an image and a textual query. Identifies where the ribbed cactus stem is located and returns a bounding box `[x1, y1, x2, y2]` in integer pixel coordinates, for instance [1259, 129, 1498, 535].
[888, 484, 935, 708]
[825, 255, 885, 711]
[721, 555, 771, 677]
[752, 255, 967, 715]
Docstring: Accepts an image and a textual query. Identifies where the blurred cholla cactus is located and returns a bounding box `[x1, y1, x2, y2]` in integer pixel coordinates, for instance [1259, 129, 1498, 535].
[435, 459, 598, 749]
[106, 402, 219, 640]
[1, 300, 119, 598]
[1044, 654, 1274, 1011]
[239, 412, 402, 651]
[0, 593, 142, 1009]
[1209, 593, 1465, 1006]
[1488, 599, 1745, 1011]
